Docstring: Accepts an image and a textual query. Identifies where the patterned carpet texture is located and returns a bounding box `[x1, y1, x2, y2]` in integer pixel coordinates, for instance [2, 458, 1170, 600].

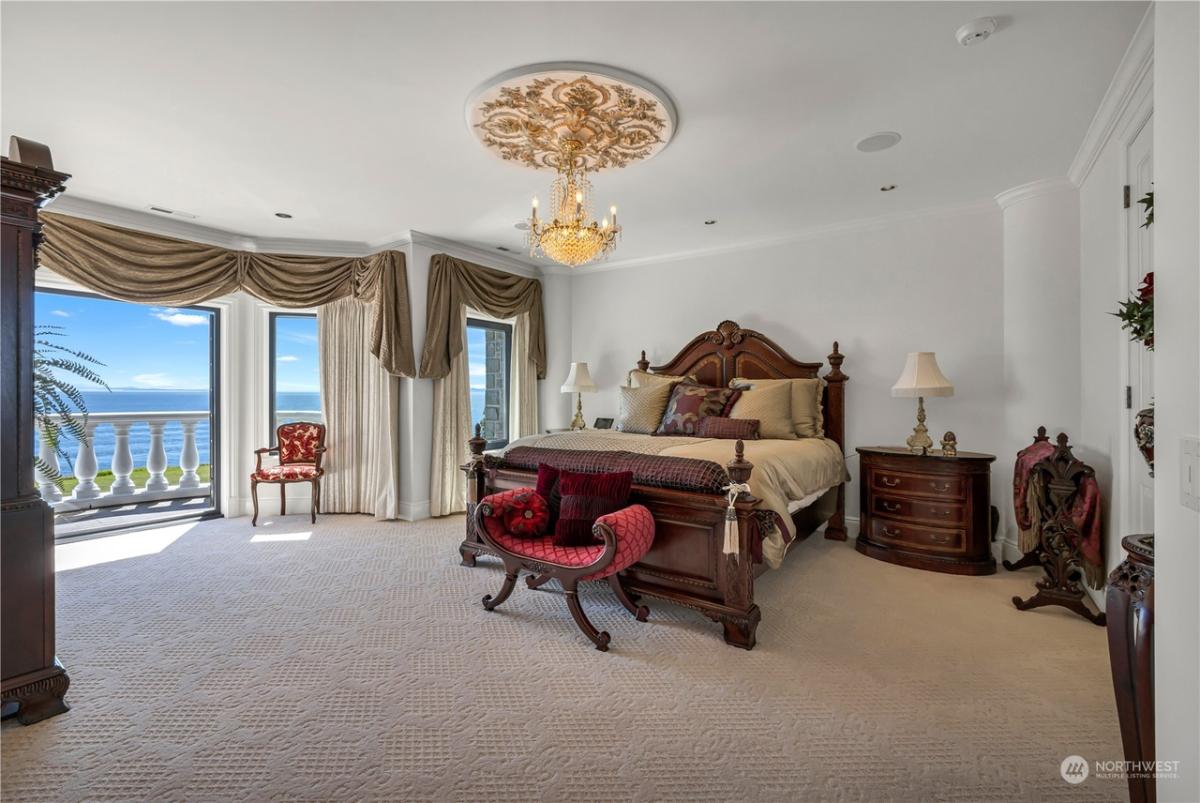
[2, 514, 1124, 802]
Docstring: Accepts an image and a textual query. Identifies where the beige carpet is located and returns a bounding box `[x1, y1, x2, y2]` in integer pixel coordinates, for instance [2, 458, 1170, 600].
[2, 514, 1124, 802]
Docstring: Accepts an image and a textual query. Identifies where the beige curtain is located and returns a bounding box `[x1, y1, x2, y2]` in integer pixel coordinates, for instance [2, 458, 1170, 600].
[429, 309, 472, 517]
[510, 312, 539, 440]
[318, 298, 399, 519]
[418, 253, 546, 380]
[38, 211, 416, 377]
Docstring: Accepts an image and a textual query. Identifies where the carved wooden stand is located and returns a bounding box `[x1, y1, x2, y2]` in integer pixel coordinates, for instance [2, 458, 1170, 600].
[1009, 430, 1106, 626]
[1106, 534, 1155, 803]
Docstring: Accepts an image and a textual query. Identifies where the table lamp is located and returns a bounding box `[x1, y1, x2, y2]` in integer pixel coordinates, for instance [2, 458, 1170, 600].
[891, 352, 954, 454]
[561, 362, 597, 431]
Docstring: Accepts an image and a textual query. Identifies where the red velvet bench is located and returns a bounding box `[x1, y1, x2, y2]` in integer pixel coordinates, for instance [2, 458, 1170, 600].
[473, 488, 656, 651]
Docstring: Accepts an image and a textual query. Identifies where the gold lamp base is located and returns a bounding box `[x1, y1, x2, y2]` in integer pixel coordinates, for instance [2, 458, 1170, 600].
[569, 392, 587, 430]
[905, 396, 934, 455]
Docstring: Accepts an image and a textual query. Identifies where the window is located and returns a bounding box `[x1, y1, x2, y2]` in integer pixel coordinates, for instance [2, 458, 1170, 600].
[269, 313, 321, 442]
[466, 317, 512, 449]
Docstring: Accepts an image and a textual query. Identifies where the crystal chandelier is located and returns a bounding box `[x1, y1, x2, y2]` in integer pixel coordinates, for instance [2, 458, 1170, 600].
[528, 160, 620, 267]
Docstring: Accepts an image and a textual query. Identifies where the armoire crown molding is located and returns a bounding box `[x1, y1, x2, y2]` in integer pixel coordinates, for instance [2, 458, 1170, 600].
[1067, 4, 1154, 187]
[994, 177, 1076, 210]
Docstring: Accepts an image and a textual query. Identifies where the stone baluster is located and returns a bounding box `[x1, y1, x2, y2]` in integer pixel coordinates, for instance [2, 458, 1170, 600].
[71, 421, 101, 500]
[109, 421, 136, 496]
[179, 419, 201, 488]
[145, 421, 169, 491]
[36, 418, 63, 504]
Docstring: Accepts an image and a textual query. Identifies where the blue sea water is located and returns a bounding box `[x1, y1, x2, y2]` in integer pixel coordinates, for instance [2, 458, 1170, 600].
[42, 390, 321, 472]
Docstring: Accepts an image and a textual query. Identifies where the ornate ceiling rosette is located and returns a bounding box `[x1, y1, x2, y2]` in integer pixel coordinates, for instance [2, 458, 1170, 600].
[466, 62, 677, 171]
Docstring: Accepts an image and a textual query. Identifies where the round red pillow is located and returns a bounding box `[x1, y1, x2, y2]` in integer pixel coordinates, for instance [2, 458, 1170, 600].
[502, 490, 551, 537]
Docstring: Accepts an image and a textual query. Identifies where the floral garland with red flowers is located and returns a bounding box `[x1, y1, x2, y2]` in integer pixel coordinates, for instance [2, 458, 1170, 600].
[1114, 271, 1154, 350]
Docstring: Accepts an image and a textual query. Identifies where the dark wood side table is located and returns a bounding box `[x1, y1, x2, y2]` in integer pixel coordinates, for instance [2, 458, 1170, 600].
[1106, 534, 1154, 803]
[856, 446, 997, 575]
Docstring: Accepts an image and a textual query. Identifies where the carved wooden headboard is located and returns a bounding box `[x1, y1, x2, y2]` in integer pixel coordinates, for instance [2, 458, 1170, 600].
[635, 320, 848, 450]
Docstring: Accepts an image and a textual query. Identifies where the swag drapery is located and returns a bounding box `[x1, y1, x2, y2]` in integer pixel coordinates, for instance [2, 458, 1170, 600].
[38, 211, 416, 518]
[420, 254, 544, 516]
[38, 212, 416, 377]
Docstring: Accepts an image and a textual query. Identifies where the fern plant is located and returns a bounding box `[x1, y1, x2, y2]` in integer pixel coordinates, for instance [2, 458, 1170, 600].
[33, 325, 109, 488]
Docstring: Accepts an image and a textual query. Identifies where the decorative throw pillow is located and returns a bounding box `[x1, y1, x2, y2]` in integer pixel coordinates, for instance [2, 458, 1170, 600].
[502, 490, 551, 537]
[536, 464, 562, 524]
[695, 417, 760, 440]
[553, 470, 633, 547]
[627, 368, 693, 389]
[655, 383, 742, 436]
[728, 382, 797, 440]
[616, 383, 675, 434]
[731, 377, 826, 437]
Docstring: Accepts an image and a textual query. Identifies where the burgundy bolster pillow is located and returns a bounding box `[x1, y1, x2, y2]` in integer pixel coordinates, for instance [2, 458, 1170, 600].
[553, 469, 633, 547]
[695, 417, 760, 440]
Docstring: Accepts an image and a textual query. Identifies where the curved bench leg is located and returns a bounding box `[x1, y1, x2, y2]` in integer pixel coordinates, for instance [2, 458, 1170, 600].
[526, 572, 553, 590]
[563, 580, 611, 652]
[482, 570, 518, 611]
[607, 574, 649, 622]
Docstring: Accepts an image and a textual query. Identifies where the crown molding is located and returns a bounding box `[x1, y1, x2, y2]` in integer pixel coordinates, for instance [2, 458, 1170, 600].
[1067, 5, 1154, 187]
[994, 177, 1076, 210]
[407, 230, 543, 278]
[570, 197, 999, 275]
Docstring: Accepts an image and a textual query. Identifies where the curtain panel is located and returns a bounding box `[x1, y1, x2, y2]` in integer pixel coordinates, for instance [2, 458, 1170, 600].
[417, 253, 546, 380]
[318, 298, 400, 519]
[38, 211, 416, 377]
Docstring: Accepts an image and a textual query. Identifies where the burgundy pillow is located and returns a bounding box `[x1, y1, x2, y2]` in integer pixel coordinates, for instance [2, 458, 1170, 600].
[502, 490, 551, 537]
[536, 464, 562, 524]
[656, 383, 743, 436]
[553, 470, 633, 547]
[696, 417, 760, 440]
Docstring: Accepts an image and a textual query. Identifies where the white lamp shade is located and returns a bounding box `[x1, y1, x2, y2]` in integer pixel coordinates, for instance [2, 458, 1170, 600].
[560, 362, 597, 394]
[891, 352, 954, 398]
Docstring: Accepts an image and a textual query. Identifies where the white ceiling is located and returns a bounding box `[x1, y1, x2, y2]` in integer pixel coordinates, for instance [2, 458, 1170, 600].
[2, 1, 1147, 266]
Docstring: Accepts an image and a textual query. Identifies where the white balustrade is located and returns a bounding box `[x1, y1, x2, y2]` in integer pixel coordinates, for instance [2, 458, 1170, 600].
[35, 411, 210, 514]
[36, 424, 63, 504]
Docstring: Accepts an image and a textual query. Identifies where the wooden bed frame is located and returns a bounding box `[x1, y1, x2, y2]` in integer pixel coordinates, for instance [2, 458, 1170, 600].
[458, 320, 848, 649]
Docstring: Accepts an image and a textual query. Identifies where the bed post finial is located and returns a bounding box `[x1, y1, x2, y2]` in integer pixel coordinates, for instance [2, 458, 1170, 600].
[726, 439, 754, 492]
[826, 341, 847, 383]
[637, 350, 650, 372]
[1034, 426, 1049, 443]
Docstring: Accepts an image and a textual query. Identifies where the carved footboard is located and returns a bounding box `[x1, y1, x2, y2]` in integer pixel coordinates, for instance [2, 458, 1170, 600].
[459, 435, 766, 649]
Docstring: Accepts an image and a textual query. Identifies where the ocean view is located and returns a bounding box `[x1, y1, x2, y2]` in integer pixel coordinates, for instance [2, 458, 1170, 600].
[42, 389, 321, 472]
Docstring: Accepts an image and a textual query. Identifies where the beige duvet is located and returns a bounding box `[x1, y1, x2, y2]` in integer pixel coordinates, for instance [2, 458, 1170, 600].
[497, 430, 848, 568]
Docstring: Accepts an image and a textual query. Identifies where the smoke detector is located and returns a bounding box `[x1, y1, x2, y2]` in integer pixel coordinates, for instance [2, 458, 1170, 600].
[956, 17, 997, 47]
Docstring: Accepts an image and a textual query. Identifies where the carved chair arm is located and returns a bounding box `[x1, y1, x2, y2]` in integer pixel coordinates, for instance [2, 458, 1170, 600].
[253, 446, 279, 472]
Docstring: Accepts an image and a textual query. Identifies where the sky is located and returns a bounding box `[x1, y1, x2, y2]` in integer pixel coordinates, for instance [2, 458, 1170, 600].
[467, 326, 486, 391]
[34, 290, 319, 393]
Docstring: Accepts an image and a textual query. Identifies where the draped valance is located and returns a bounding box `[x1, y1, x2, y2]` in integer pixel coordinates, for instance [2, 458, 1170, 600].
[418, 253, 546, 380]
[37, 211, 416, 377]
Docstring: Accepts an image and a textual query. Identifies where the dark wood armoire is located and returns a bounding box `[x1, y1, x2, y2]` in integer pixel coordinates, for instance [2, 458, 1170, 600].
[1, 142, 72, 724]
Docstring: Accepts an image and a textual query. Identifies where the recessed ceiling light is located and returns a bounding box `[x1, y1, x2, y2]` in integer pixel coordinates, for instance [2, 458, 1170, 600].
[274, 212, 293, 219]
[147, 205, 197, 219]
[855, 132, 902, 153]
[880, 184, 897, 192]
[704, 219, 718, 225]
[514, 221, 530, 231]
[496, 245, 512, 252]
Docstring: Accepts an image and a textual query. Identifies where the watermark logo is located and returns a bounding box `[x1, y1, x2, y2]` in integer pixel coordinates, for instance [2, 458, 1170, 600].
[1060, 755, 1089, 784]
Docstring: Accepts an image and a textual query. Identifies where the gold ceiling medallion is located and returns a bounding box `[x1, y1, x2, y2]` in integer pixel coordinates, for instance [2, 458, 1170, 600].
[467, 63, 677, 267]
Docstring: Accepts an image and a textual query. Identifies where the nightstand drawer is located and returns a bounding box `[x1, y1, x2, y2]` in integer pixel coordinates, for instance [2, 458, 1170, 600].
[870, 518, 965, 553]
[872, 494, 967, 526]
[870, 469, 966, 500]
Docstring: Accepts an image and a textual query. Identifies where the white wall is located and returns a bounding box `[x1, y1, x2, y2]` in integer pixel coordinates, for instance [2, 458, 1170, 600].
[1153, 3, 1200, 799]
[568, 205, 1006, 522]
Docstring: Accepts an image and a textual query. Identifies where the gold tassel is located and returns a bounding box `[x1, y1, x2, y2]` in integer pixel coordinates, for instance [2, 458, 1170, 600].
[722, 483, 751, 557]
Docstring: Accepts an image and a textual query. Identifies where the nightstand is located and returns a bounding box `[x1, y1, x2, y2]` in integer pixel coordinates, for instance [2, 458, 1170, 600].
[855, 446, 997, 575]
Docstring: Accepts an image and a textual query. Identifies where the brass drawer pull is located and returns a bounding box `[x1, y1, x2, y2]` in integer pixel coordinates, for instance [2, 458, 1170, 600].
[881, 477, 901, 487]
[882, 527, 902, 538]
[930, 481, 953, 492]
[929, 533, 953, 544]
[882, 501, 902, 512]
[936, 508, 952, 517]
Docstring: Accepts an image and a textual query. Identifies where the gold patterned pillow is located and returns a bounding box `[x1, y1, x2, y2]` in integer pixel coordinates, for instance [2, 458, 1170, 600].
[730, 377, 825, 438]
[728, 382, 797, 440]
[615, 383, 675, 434]
[627, 368, 694, 389]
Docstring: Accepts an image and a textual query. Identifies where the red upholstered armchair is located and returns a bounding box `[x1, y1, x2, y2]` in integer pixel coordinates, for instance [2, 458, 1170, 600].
[473, 488, 656, 651]
[251, 421, 326, 526]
